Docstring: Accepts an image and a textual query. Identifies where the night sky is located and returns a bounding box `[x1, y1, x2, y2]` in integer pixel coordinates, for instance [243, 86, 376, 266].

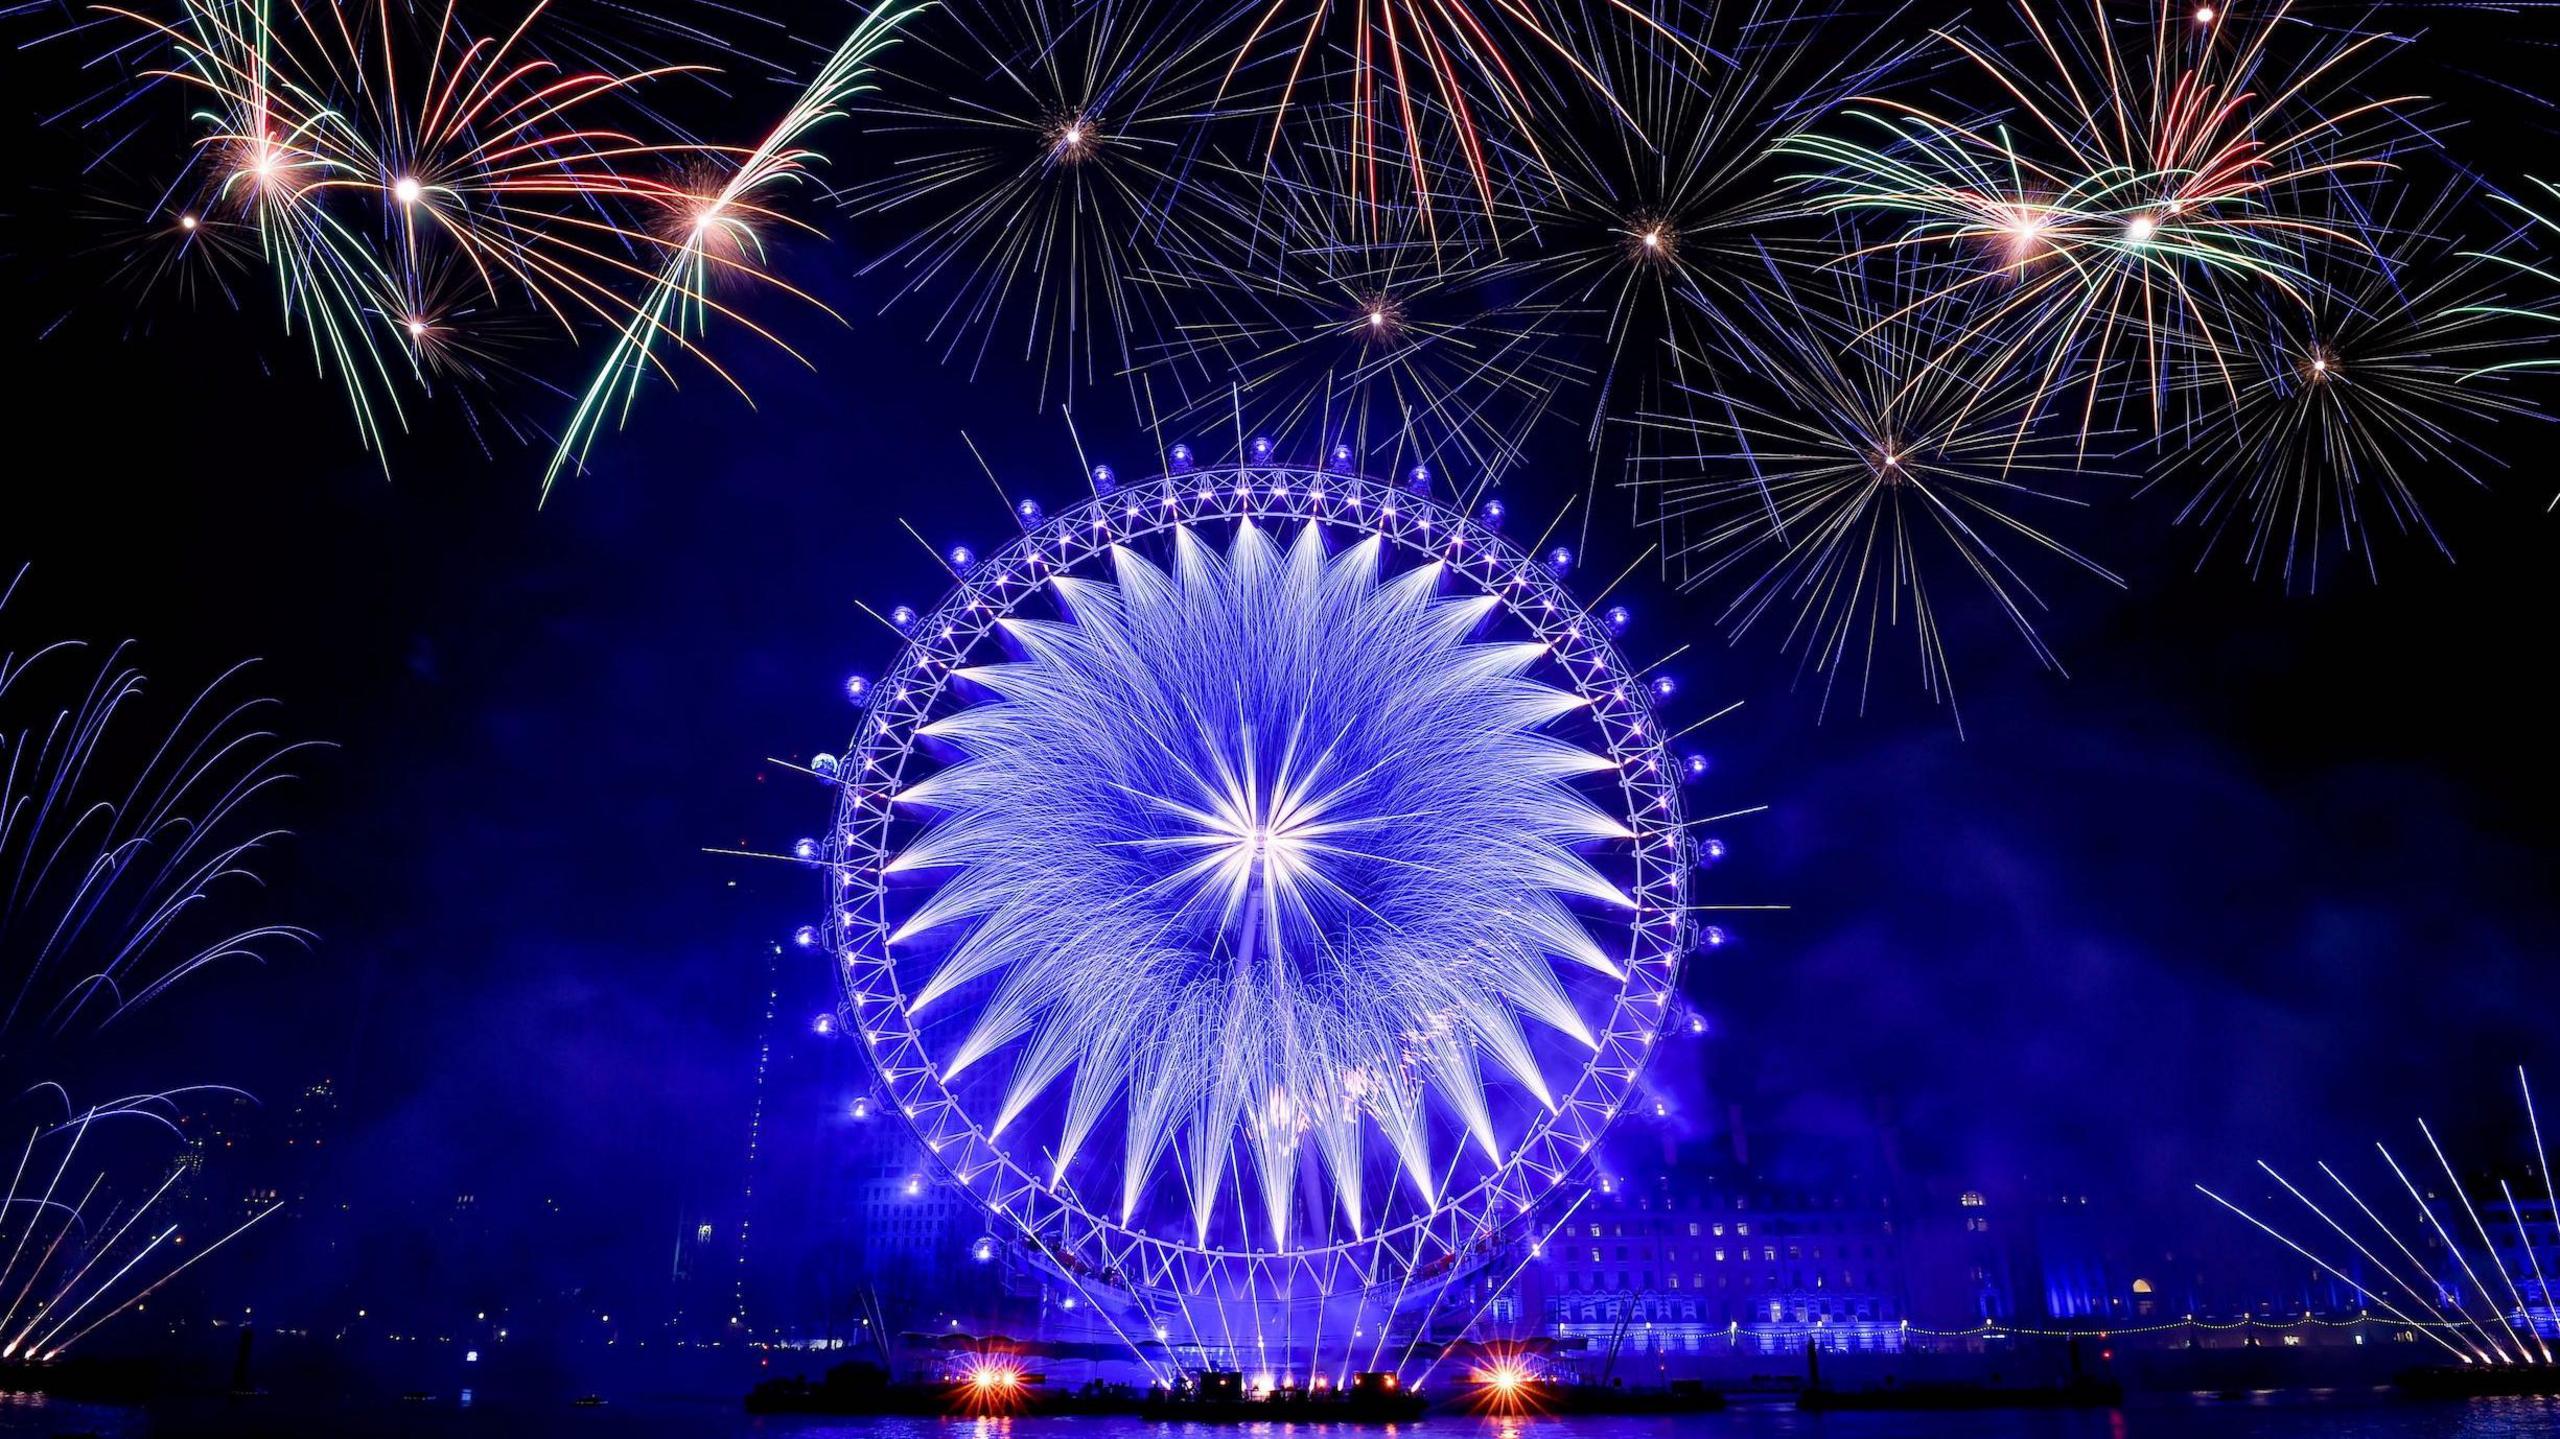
[6, 0, 2559, 1330]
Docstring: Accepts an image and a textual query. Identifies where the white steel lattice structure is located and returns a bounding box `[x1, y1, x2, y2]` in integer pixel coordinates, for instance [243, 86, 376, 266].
[821, 460, 1696, 1307]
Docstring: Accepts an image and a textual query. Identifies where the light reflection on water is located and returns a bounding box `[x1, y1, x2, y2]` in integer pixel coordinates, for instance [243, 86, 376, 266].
[7, 1396, 2560, 1438]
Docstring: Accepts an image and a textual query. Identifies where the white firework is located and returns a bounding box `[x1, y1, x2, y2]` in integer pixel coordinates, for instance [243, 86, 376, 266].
[887, 520, 1631, 1254]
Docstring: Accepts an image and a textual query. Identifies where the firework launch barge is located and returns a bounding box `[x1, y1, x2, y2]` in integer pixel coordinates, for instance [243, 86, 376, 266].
[744, 1363, 1437, 1421]
[1141, 1371, 1429, 1422]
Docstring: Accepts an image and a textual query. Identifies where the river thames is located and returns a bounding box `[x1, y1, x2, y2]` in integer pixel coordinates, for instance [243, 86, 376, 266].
[8, 1397, 2560, 1438]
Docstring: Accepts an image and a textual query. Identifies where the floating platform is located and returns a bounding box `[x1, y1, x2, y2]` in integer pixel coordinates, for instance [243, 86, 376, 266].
[1143, 1370, 1427, 1423]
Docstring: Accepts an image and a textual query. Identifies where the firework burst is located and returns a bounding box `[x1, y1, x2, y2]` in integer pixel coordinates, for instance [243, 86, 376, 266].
[1632, 251, 2124, 732]
[844, 0, 1256, 413]
[2, 582, 319, 1040]
[1148, 148, 1581, 484]
[2149, 178, 2547, 590]
[92, 0, 748, 458]
[1484, 1, 1924, 462]
[77, 172, 262, 316]
[1783, 0, 2423, 442]
[543, 0, 922, 497]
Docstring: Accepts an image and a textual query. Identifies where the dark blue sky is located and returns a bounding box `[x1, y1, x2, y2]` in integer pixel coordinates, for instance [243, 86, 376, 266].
[6, 0, 2559, 1327]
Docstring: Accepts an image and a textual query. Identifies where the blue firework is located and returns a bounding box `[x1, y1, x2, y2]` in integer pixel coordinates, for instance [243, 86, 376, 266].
[889, 520, 1629, 1252]
[819, 458, 1717, 1309]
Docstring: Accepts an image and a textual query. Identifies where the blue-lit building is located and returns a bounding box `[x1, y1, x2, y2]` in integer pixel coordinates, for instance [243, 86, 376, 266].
[2435, 1189, 2560, 1341]
[1521, 1158, 1912, 1362]
[1487, 1094, 1918, 1369]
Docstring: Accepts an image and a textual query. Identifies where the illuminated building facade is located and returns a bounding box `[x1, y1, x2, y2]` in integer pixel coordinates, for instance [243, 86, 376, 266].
[1498, 1117, 1914, 1366]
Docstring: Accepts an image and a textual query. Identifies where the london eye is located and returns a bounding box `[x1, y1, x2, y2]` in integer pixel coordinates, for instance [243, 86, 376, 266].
[818, 455, 1700, 1352]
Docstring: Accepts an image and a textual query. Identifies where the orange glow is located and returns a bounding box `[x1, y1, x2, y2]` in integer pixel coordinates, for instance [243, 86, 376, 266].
[1468, 1353, 1547, 1415]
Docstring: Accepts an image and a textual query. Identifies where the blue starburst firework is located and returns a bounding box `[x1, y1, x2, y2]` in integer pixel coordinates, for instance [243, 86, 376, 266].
[894, 520, 1627, 1251]
[825, 466, 1699, 1308]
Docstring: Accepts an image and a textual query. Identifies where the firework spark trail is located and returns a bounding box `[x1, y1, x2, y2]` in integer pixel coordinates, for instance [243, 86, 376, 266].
[2459, 177, 2560, 510]
[542, 0, 922, 498]
[0, 1090, 275, 1361]
[2194, 1181, 2473, 1362]
[36, 1171, 286, 1359]
[2148, 176, 2546, 590]
[2205, 1067, 2560, 1367]
[2255, 1159, 2490, 1364]
[0, 576, 311, 1356]
[1630, 248, 2124, 735]
[2374, 1138, 2527, 1361]
[2527, 1070, 2560, 1332]
[1212, 0, 1698, 225]
[2505, 1179, 2559, 1364]
[2423, 1117, 2549, 1360]
[1783, 0, 2424, 446]
[1410, 1184, 1591, 1387]
[2316, 1157, 2505, 1363]
[4, 598, 322, 1036]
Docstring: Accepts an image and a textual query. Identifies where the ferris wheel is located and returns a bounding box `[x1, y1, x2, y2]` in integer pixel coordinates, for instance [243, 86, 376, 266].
[818, 455, 1699, 1309]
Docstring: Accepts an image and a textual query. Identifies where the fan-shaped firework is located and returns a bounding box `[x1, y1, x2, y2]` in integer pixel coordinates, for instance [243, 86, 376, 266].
[2149, 180, 2546, 590]
[2, 584, 318, 1041]
[0, 1089, 285, 1362]
[845, 0, 1250, 412]
[2201, 1066, 2560, 1369]
[1632, 254, 2123, 731]
[823, 464, 1695, 1306]
[0, 568, 316, 1353]
[1783, 0, 2421, 439]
